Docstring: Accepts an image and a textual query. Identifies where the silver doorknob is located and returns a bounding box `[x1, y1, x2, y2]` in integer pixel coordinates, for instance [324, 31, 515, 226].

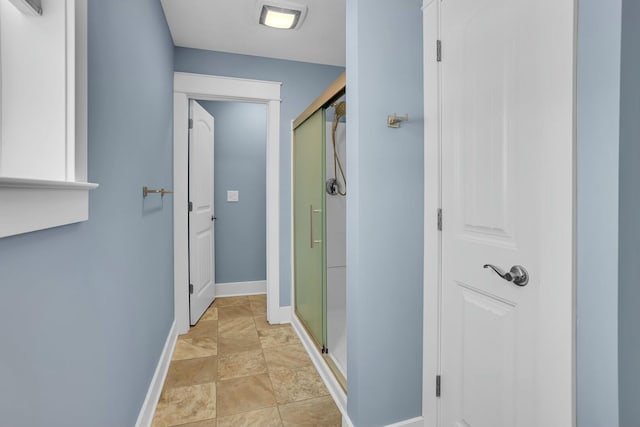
[483, 264, 529, 287]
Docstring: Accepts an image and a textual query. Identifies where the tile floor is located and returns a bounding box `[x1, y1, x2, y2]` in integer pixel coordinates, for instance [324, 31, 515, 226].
[151, 295, 342, 427]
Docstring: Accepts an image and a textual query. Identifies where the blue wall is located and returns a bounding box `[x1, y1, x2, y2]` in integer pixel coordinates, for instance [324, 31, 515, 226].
[174, 48, 344, 306]
[0, 1, 175, 426]
[619, 0, 640, 424]
[199, 101, 267, 284]
[345, 0, 424, 425]
[576, 0, 622, 426]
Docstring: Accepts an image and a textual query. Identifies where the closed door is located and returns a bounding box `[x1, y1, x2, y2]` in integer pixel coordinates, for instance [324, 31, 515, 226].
[189, 100, 216, 325]
[439, 0, 574, 426]
[293, 108, 327, 349]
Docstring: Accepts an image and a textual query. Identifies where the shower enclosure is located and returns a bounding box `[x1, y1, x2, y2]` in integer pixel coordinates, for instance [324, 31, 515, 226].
[293, 73, 347, 389]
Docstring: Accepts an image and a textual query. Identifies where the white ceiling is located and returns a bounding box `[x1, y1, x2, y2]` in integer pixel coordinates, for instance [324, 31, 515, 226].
[161, 0, 346, 67]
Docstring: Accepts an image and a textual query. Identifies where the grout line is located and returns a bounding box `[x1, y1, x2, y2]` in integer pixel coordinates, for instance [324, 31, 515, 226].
[258, 321, 284, 424]
[215, 311, 220, 421]
[279, 394, 334, 408]
[170, 417, 216, 427]
[276, 403, 284, 425]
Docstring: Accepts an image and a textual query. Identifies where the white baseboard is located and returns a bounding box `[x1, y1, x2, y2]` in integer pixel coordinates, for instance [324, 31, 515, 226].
[385, 417, 425, 427]
[215, 280, 267, 297]
[270, 305, 292, 324]
[291, 314, 352, 426]
[135, 321, 177, 427]
[328, 351, 347, 379]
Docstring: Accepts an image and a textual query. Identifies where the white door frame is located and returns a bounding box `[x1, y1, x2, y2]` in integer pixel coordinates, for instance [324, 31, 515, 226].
[421, 0, 576, 425]
[422, 1, 442, 425]
[173, 72, 283, 334]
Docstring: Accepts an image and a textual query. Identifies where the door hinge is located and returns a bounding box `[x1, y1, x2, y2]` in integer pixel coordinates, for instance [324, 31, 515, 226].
[437, 208, 443, 231]
[437, 40, 442, 62]
[188, 201, 193, 212]
[189, 283, 194, 294]
[188, 118, 193, 129]
[436, 375, 441, 397]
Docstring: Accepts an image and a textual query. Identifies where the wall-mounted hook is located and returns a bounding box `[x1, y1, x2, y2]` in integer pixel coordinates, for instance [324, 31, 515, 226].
[388, 113, 409, 128]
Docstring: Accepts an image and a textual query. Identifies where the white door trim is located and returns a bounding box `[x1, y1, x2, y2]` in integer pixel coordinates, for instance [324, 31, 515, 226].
[173, 72, 282, 334]
[422, 0, 441, 425]
[421, 0, 577, 425]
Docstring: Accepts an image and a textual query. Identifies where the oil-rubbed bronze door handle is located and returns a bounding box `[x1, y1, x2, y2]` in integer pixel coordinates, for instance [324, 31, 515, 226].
[483, 264, 529, 287]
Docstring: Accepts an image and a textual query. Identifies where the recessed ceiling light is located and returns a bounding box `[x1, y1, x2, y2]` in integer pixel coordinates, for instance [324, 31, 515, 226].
[258, 1, 307, 30]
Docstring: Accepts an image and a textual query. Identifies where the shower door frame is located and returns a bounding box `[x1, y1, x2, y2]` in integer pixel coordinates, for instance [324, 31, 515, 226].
[292, 107, 328, 352]
[291, 74, 346, 356]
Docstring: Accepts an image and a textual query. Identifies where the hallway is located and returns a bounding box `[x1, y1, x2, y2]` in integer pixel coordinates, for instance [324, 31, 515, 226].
[151, 295, 342, 426]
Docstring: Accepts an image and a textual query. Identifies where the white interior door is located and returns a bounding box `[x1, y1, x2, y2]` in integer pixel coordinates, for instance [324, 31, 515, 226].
[438, 1, 575, 426]
[189, 100, 216, 325]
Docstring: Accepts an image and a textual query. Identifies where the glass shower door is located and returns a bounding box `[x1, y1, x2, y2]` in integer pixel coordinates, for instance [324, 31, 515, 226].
[293, 108, 327, 349]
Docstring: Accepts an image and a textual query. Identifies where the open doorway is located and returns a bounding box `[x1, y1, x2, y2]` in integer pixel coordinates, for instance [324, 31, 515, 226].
[188, 99, 268, 325]
[173, 73, 285, 335]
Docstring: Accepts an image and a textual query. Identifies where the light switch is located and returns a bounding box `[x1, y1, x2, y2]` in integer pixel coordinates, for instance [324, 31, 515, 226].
[227, 190, 239, 202]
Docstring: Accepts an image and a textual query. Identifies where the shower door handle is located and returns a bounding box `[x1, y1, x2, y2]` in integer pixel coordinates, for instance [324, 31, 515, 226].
[310, 205, 322, 248]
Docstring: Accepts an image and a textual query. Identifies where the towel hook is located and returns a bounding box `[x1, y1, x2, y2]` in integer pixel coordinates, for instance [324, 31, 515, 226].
[143, 186, 173, 198]
[388, 113, 409, 128]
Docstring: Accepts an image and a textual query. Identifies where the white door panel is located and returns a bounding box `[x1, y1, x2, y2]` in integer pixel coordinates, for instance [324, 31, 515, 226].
[189, 100, 216, 325]
[438, 0, 574, 426]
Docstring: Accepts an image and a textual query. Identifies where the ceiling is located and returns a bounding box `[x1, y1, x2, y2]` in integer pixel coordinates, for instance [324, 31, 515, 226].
[161, 0, 346, 67]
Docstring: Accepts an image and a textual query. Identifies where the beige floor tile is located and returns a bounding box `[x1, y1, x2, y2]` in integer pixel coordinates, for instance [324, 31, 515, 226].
[268, 366, 328, 404]
[201, 306, 218, 322]
[174, 419, 216, 427]
[218, 331, 262, 355]
[215, 296, 250, 307]
[218, 316, 257, 338]
[184, 320, 218, 340]
[254, 315, 288, 332]
[263, 344, 312, 369]
[173, 338, 217, 360]
[248, 294, 266, 302]
[216, 407, 282, 427]
[279, 396, 342, 427]
[249, 299, 267, 315]
[164, 356, 217, 389]
[152, 383, 216, 427]
[218, 349, 267, 380]
[218, 305, 254, 321]
[258, 325, 300, 348]
[216, 373, 277, 417]
[191, 337, 218, 352]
